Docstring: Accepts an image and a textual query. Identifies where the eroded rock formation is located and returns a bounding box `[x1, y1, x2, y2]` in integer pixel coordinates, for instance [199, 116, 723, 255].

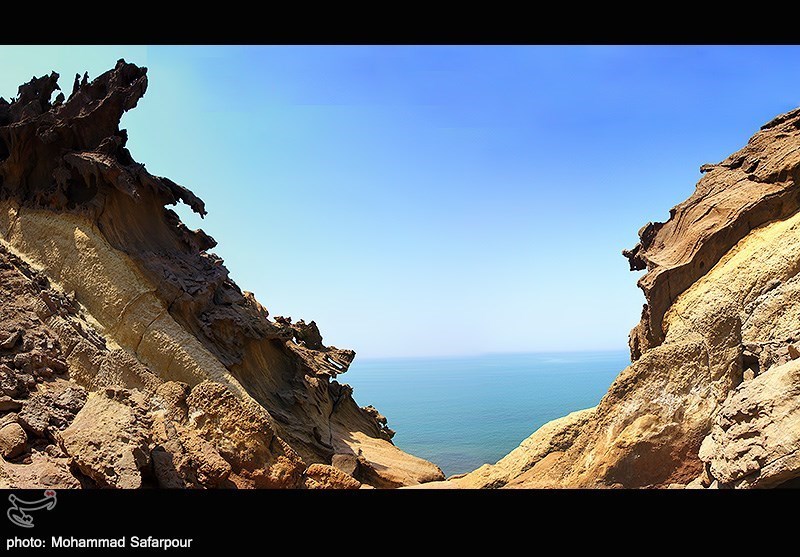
[441, 106, 800, 489]
[0, 60, 443, 488]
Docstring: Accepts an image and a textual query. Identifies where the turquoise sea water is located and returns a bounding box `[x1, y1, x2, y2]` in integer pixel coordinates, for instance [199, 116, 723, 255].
[342, 351, 630, 477]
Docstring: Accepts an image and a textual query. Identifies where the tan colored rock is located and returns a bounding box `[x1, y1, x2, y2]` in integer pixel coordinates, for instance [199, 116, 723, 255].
[151, 414, 231, 488]
[338, 430, 444, 488]
[483, 107, 800, 489]
[328, 390, 445, 487]
[505, 451, 573, 488]
[186, 380, 275, 469]
[303, 463, 361, 489]
[60, 388, 151, 489]
[186, 381, 305, 488]
[698, 358, 800, 488]
[623, 107, 800, 360]
[327, 397, 445, 487]
[451, 407, 595, 489]
[0, 423, 27, 459]
[685, 476, 706, 489]
[153, 381, 191, 423]
[331, 453, 360, 477]
[503, 337, 726, 487]
[400, 480, 459, 489]
[0, 451, 80, 489]
[4, 207, 253, 400]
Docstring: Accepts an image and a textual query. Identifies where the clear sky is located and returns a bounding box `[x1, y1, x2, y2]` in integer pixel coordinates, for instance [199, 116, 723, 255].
[2, 45, 800, 358]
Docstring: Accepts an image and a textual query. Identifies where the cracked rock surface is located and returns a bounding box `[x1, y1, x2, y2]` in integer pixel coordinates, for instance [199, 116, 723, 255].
[698, 358, 800, 488]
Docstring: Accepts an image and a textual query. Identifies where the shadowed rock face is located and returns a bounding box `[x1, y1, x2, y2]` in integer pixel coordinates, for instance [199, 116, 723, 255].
[0, 60, 443, 488]
[440, 107, 800, 489]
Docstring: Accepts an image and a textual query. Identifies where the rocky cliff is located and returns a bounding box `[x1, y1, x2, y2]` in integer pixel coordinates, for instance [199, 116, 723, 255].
[431, 106, 800, 489]
[0, 60, 443, 489]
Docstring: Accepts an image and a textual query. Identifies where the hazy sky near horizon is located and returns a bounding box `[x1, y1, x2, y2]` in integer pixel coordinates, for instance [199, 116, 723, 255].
[2, 45, 800, 358]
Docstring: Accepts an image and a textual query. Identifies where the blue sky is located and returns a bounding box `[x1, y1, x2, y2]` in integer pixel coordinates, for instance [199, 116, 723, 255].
[2, 46, 800, 358]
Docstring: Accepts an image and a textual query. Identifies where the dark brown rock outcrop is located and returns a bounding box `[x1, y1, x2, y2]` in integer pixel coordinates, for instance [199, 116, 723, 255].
[0, 60, 443, 488]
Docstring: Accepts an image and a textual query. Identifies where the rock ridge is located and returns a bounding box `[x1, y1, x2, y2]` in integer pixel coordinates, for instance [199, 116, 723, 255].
[0, 60, 443, 488]
[440, 105, 800, 489]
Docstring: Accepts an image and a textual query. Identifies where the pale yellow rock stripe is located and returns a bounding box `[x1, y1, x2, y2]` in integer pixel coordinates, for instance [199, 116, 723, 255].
[0, 201, 252, 401]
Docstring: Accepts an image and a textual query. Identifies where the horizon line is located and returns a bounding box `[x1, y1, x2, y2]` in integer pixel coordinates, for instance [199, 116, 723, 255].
[353, 347, 631, 362]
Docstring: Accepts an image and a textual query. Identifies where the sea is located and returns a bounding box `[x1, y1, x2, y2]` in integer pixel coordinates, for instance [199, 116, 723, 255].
[342, 350, 630, 477]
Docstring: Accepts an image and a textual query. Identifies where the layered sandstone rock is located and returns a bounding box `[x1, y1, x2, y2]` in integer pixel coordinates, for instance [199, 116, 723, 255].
[465, 407, 595, 489]
[0, 61, 442, 488]
[449, 106, 800, 489]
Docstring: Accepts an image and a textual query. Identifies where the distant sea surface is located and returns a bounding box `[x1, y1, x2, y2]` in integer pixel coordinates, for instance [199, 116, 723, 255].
[343, 351, 629, 478]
